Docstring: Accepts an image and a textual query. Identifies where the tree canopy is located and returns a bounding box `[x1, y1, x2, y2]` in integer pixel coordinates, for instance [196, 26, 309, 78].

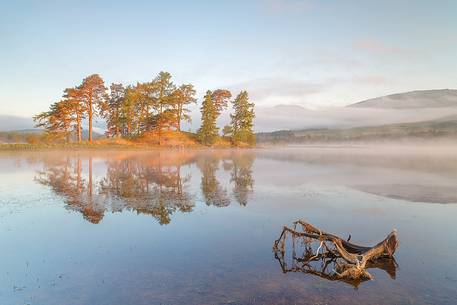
[231, 91, 255, 145]
[34, 72, 255, 146]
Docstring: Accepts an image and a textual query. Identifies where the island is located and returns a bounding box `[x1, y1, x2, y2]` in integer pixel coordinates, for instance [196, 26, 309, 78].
[1, 72, 255, 150]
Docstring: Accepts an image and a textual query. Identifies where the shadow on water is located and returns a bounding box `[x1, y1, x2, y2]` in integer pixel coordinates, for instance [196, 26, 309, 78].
[32, 151, 255, 224]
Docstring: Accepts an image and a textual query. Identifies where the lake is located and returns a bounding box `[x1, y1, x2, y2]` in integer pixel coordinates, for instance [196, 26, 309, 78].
[0, 146, 456, 305]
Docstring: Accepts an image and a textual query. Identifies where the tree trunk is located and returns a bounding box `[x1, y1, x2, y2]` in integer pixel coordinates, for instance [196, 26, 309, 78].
[77, 116, 82, 142]
[177, 104, 182, 132]
[115, 108, 120, 137]
[88, 94, 93, 142]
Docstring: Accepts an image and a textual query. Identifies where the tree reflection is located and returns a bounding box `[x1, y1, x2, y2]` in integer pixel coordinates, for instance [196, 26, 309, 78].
[197, 156, 230, 207]
[35, 156, 105, 223]
[35, 153, 194, 224]
[197, 151, 255, 207]
[34, 151, 255, 224]
[230, 153, 254, 206]
[99, 157, 193, 225]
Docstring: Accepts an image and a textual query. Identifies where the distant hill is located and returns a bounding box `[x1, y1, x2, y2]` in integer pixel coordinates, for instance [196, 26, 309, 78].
[0, 114, 107, 143]
[348, 89, 457, 109]
[0, 115, 35, 131]
[256, 116, 457, 143]
[8, 129, 44, 134]
[256, 89, 457, 142]
[0, 129, 104, 143]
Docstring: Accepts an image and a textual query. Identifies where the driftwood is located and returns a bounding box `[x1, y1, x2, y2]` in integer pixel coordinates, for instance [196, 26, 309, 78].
[273, 220, 398, 285]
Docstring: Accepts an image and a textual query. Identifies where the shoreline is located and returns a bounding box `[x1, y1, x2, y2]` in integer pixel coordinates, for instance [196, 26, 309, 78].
[0, 143, 257, 151]
[3, 141, 457, 152]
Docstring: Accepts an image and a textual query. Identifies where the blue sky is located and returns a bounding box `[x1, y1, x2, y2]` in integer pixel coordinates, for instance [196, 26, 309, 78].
[1, 0, 456, 117]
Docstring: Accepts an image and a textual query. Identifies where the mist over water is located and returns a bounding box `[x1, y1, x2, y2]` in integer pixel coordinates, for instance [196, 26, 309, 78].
[0, 146, 456, 305]
[252, 106, 457, 131]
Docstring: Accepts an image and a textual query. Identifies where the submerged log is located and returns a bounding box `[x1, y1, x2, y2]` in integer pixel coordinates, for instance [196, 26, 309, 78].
[273, 220, 398, 282]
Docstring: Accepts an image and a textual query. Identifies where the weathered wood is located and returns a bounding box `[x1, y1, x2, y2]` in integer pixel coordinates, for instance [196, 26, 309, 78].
[273, 220, 398, 282]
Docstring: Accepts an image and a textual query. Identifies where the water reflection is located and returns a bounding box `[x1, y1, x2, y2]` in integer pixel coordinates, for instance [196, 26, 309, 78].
[33, 151, 255, 224]
[230, 154, 254, 206]
[197, 156, 230, 207]
[273, 233, 398, 288]
[258, 146, 457, 204]
[99, 157, 193, 224]
[2, 148, 457, 305]
[35, 157, 107, 224]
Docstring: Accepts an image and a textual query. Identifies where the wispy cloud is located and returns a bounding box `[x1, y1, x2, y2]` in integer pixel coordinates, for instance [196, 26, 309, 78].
[228, 77, 323, 102]
[227, 75, 392, 106]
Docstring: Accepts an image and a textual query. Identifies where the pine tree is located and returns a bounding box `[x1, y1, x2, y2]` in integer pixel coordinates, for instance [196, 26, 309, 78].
[211, 89, 231, 128]
[33, 100, 73, 142]
[230, 91, 255, 145]
[63, 87, 85, 142]
[211, 89, 231, 114]
[172, 84, 196, 131]
[79, 74, 107, 142]
[104, 83, 125, 137]
[134, 81, 153, 133]
[153, 71, 176, 135]
[121, 85, 140, 137]
[197, 91, 218, 145]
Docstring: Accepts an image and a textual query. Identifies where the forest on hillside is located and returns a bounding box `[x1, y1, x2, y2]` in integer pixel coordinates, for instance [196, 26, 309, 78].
[33, 72, 255, 146]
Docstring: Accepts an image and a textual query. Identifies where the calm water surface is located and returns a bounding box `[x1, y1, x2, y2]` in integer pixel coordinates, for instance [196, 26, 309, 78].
[0, 146, 456, 305]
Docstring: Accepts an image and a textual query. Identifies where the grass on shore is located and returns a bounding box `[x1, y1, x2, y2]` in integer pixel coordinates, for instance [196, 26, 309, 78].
[0, 131, 238, 150]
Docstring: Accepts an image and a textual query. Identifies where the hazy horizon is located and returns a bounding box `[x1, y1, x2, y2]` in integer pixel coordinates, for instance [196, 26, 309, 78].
[3, 89, 457, 133]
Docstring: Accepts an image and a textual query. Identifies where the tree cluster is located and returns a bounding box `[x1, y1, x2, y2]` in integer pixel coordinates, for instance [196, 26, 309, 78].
[33, 74, 107, 142]
[197, 90, 255, 146]
[34, 72, 255, 146]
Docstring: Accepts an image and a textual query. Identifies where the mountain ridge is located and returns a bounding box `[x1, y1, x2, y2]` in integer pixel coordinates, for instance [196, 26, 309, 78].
[348, 89, 457, 109]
